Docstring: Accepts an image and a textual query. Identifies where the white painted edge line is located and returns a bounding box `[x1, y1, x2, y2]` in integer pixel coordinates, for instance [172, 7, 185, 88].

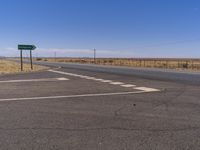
[99, 80, 113, 83]
[85, 77, 96, 80]
[92, 79, 105, 81]
[134, 87, 160, 92]
[79, 76, 90, 79]
[121, 84, 136, 88]
[0, 90, 157, 102]
[0, 78, 69, 83]
[109, 82, 124, 85]
[49, 70, 112, 82]
[48, 70, 78, 77]
[57, 78, 69, 81]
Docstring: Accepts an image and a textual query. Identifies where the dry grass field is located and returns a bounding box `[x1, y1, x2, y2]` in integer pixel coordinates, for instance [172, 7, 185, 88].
[36, 58, 200, 71]
[0, 59, 48, 74]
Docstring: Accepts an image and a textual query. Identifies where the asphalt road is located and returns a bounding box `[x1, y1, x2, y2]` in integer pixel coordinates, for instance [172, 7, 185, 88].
[0, 61, 200, 150]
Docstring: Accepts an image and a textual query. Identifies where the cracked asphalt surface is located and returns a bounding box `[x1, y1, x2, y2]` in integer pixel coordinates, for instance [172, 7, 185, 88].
[0, 62, 200, 150]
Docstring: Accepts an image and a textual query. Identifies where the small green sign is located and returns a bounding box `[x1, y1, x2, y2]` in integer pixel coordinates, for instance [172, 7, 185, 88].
[18, 45, 36, 50]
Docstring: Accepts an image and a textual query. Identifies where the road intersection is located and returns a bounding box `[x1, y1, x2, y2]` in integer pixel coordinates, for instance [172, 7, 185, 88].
[0, 62, 199, 149]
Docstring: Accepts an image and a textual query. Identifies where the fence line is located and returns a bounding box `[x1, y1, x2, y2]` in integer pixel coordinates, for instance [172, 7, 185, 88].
[36, 58, 200, 70]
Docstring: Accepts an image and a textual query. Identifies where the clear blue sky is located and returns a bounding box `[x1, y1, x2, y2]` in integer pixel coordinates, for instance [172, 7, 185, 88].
[0, 0, 200, 58]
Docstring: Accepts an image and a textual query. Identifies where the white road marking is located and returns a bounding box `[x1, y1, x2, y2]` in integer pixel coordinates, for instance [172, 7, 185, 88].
[48, 70, 160, 93]
[0, 91, 155, 102]
[79, 76, 90, 79]
[93, 79, 105, 81]
[48, 70, 79, 77]
[49, 70, 112, 82]
[0, 78, 69, 83]
[86, 77, 97, 80]
[109, 82, 124, 85]
[134, 87, 160, 92]
[57, 78, 69, 81]
[121, 84, 136, 88]
[99, 80, 113, 83]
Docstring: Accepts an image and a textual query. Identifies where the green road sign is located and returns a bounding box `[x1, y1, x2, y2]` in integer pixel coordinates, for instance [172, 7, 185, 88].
[18, 45, 36, 50]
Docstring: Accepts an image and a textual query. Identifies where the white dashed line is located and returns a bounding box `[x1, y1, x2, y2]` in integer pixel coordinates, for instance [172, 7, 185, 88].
[134, 87, 160, 92]
[57, 78, 69, 81]
[93, 79, 105, 81]
[121, 84, 136, 88]
[88, 77, 97, 80]
[99, 80, 113, 83]
[48, 70, 160, 93]
[79, 76, 90, 79]
[80, 77, 92, 79]
[109, 82, 124, 85]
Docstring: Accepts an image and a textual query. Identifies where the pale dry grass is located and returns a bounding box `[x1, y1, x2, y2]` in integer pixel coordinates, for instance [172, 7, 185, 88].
[0, 59, 48, 74]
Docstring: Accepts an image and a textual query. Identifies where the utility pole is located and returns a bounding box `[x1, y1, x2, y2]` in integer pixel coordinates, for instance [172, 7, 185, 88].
[94, 48, 96, 64]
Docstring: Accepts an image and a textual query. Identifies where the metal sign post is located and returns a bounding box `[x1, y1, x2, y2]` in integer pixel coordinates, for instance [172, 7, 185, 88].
[18, 45, 36, 71]
[20, 50, 23, 71]
[30, 50, 33, 70]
